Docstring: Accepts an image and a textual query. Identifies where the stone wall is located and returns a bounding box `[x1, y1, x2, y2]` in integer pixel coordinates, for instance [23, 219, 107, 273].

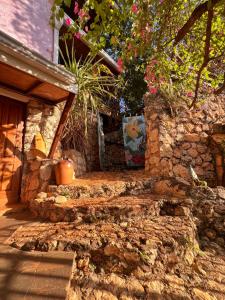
[21, 99, 63, 202]
[145, 94, 225, 185]
[85, 115, 100, 172]
[104, 130, 126, 170]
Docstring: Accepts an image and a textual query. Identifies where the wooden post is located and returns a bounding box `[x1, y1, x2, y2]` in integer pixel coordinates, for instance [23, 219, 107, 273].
[48, 93, 75, 159]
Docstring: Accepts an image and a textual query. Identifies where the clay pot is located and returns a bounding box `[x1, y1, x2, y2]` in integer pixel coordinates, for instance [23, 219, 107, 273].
[55, 159, 74, 185]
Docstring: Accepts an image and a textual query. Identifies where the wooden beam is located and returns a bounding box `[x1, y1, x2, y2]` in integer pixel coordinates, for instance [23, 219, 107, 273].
[25, 81, 43, 94]
[48, 93, 76, 159]
[0, 84, 55, 105]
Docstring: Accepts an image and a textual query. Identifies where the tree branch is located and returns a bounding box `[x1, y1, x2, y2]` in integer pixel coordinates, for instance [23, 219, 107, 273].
[189, 6, 214, 108]
[174, 0, 221, 46]
[215, 72, 225, 94]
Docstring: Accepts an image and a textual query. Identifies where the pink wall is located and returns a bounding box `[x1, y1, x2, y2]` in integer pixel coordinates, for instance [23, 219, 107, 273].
[0, 0, 54, 61]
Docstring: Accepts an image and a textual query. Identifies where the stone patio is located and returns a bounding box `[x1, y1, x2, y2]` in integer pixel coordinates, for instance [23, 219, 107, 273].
[6, 188, 225, 300]
[0, 209, 74, 300]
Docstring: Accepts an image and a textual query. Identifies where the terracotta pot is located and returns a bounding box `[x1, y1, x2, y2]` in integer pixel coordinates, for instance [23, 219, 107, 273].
[55, 159, 74, 185]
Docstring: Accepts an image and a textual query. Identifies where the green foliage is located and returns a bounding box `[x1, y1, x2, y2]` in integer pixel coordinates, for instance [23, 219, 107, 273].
[122, 59, 148, 114]
[51, 0, 225, 107]
[60, 40, 120, 149]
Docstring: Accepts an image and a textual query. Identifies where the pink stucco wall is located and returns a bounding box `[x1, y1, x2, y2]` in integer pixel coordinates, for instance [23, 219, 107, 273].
[0, 0, 54, 61]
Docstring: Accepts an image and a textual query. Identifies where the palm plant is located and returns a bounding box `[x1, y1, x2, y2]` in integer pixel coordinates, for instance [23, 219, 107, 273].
[60, 39, 121, 152]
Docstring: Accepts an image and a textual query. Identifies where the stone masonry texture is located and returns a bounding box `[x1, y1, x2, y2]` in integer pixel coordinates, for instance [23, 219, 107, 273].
[144, 94, 225, 186]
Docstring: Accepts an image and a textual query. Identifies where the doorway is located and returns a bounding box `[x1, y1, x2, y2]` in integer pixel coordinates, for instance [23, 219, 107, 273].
[0, 97, 25, 206]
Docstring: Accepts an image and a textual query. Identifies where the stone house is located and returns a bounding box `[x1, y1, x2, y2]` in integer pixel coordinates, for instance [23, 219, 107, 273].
[144, 93, 225, 187]
[0, 0, 119, 209]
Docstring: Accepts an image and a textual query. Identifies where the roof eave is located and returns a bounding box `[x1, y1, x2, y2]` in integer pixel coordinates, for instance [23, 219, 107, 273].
[0, 30, 77, 95]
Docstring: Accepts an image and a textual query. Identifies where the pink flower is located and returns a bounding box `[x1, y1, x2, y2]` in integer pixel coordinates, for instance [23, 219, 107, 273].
[128, 43, 132, 50]
[74, 2, 79, 14]
[78, 9, 86, 20]
[131, 3, 138, 13]
[117, 57, 124, 72]
[74, 32, 81, 39]
[187, 92, 193, 97]
[151, 59, 158, 65]
[149, 87, 158, 94]
[65, 18, 71, 26]
[85, 26, 89, 32]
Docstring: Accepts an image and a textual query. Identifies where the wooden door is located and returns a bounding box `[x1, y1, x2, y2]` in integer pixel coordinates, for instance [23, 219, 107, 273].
[0, 97, 25, 205]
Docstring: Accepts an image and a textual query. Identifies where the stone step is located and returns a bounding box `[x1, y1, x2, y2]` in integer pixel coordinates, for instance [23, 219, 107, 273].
[30, 193, 192, 223]
[48, 177, 152, 200]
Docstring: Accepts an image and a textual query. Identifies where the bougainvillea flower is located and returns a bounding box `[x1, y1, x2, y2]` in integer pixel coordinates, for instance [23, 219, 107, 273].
[78, 9, 86, 20]
[74, 2, 79, 14]
[128, 43, 132, 50]
[74, 32, 81, 39]
[117, 57, 124, 72]
[187, 92, 193, 97]
[85, 26, 89, 32]
[131, 3, 138, 13]
[149, 87, 158, 94]
[65, 18, 71, 26]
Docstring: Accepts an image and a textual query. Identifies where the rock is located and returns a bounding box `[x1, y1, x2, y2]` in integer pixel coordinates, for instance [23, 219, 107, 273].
[77, 257, 90, 270]
[37, 192, 47, 199]
[184, 134, 200, 143]
[174, 206, 190, 216]
[55, 195, 67, 204]
[28, 175, 40, 191]
[123, 251, 140, 263]
[217, 187, 225, 200]
[161, 144, 173, 157]
[120, 294, 133, 300]
[145, 280, 164, 295]
[127, 278, 145, 296]
[205, 229, 217, 240]
[193, 262, 207, 276]
[187, 148, 198, 158]
[182, 143, 191, 150]
[89, 289, 117, 300]
[21, 240, 37, 251]
[200, 153, 212, 162]
[174, 149, 181, 158]
[49, 211, 59, 222]
[149, 128, 159, 142]
[104, 245, 122, 258]
[196, 145, 207, 154]
[192, 288, 216, 300]
[149, 142, 159, 154]
[185, 248, 195, 265]
[40, 165, 52, 181]
[173, 165, 189, 178]
[120, 222, 128, 228]
[165, 274, 185, 289]
[36, 241, 49, 252]
[29, 160, 41, 171]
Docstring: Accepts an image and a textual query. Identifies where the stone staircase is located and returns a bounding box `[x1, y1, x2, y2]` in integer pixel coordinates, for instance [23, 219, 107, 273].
[48, 170, 152, 200]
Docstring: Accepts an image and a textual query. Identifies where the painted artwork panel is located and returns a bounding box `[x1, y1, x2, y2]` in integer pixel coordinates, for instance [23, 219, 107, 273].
[123, 116, 146, 167]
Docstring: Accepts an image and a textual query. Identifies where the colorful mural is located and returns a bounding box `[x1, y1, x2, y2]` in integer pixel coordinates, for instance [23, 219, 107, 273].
[123, 115, 146, 167]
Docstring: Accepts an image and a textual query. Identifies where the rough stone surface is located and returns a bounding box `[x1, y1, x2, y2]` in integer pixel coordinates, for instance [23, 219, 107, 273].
[144, 94, 225, 185]
[20, 99, 63, 203]
[9, 185, 225, 300]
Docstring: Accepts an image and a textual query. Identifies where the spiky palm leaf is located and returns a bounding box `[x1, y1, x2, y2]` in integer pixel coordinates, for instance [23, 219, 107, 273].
[60, 39, 121, 151]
